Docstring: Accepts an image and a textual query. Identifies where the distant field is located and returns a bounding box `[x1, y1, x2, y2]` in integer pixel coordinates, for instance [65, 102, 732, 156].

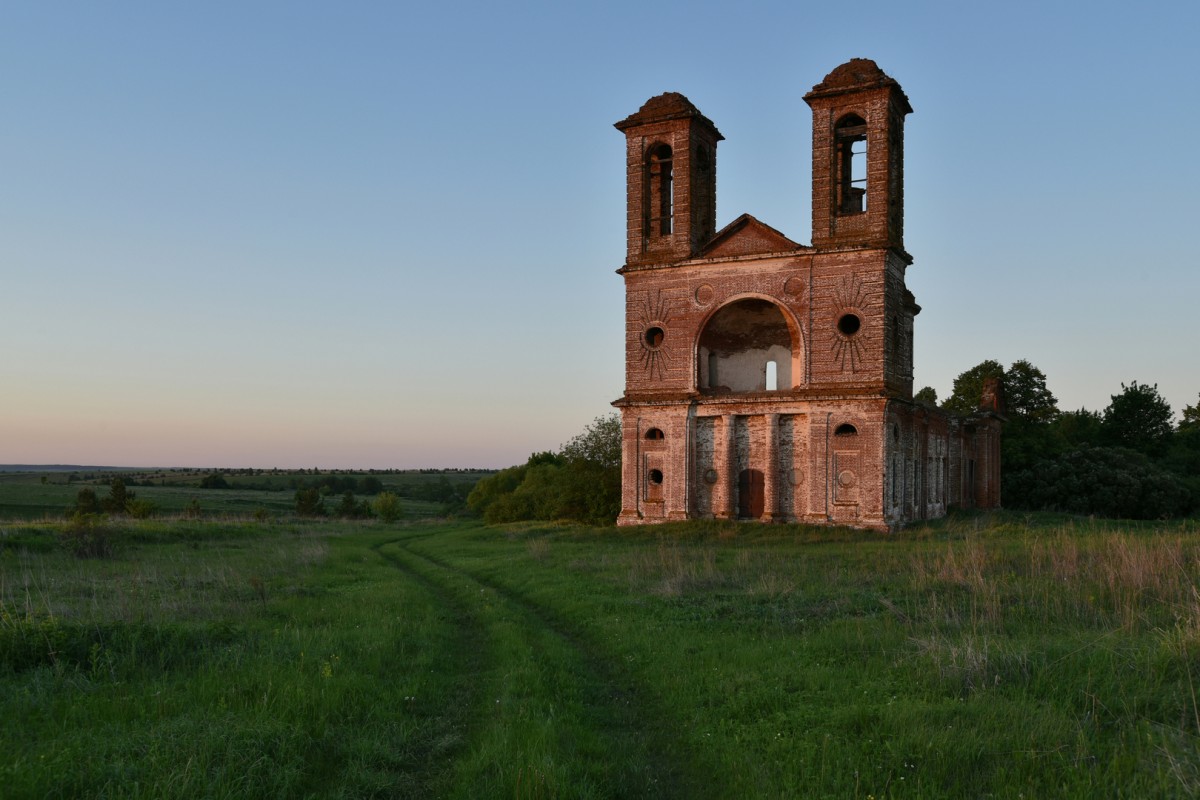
[0, 468, 489, 521]
[2, 512, 1198, 797]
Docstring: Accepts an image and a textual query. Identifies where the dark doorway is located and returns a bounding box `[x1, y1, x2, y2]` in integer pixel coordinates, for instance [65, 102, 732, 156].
[737, 469, 764, 519]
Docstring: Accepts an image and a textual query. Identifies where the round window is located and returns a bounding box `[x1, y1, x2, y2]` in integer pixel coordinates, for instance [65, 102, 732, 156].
[648, 469, 664, 485]
[837, 313, 861, 336]
[644, 327, 665, 348]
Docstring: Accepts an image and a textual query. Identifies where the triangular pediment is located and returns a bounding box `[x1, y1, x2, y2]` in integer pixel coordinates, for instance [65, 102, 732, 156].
[701, 214, 804, 258]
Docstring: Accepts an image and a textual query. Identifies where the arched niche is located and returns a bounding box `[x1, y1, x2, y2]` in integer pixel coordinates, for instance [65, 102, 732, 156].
[697, 297, 799, 392]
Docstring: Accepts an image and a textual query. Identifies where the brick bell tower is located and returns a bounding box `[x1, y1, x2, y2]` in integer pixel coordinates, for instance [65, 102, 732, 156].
[805, 58, 912, 255]
[613, 93, 723, 266]
[612, 60, 1001, 529]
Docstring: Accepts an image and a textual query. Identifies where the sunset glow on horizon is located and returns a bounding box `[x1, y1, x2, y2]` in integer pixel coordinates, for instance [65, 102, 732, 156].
[3, 2, 1198, 469]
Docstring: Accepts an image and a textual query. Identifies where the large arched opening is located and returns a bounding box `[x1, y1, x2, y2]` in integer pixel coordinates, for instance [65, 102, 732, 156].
[697, 298, 798, 392]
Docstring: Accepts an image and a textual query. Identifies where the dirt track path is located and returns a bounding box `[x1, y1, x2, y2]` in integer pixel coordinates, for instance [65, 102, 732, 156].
[373, 525, 715, 798]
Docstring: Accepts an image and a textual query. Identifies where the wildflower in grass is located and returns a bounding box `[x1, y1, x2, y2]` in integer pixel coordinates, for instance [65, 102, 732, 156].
[319, 653, 339, 678]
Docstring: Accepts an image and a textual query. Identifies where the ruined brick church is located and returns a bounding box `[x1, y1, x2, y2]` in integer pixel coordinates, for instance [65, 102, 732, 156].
[613, 59, 1002, 530]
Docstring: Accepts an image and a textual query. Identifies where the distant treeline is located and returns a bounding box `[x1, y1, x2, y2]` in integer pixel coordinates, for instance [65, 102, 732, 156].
[61, 467, 495, 488]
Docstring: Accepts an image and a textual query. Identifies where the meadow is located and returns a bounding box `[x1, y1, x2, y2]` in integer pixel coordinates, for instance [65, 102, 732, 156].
[3, 509, 1199, 798]
[0, 468, 486, 521]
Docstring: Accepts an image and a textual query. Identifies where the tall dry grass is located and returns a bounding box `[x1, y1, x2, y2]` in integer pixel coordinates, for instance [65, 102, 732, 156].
[908, 522, 1200, 635]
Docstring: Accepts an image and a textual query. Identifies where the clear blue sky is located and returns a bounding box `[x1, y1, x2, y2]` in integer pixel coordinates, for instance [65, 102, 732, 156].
[3, 1, 1197, 468]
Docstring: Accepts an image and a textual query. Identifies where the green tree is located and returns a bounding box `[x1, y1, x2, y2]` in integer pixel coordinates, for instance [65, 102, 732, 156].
[1101, 381, 1174, 457]
[941, 359, 1058, 421]
[335, 491, 370, 519]
[941, 359, 1004, 414]
[466, 414, 624, 525]
[199, 473, 229, 489]
[486, 461, 568, 523]
[913, 386, 938, 406]
[294, 487, 325, 517]
[70, 488, 102, 516]
[1054, 408, 1103, 446]
[372, 492, 403, 523]
[101, 478, 135, 514]
[556, 414, 622, 523]
[1003, 359, 1059, 422]
[357, 476, 384, 495]
[559, 414, 621, 471]
[467, 464, 531, 518]
[1179, 393, 1200, 432]
[1006, 447, 1192, 519]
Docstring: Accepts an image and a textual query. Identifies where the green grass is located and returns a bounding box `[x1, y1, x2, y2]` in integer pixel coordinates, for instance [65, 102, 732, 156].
[0, 470, 467, 521]
[3, 512, 1198, 797]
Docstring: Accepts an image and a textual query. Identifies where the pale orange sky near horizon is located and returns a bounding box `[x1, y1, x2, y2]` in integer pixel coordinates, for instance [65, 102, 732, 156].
[3, 1, 1197, 469]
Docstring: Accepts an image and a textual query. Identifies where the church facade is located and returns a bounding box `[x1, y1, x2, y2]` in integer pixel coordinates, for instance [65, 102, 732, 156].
[613, 59, 1002, 530]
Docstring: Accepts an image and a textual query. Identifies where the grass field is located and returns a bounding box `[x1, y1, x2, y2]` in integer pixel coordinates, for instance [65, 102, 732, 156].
[3, 512, 1199, 798]
[0, 469, 486, 521]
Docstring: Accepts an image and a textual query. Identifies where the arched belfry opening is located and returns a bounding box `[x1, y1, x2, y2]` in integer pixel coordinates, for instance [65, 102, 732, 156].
[835, 114, 868, 214]
[645, 144, 674, 236]
[698, 298, 796, 392]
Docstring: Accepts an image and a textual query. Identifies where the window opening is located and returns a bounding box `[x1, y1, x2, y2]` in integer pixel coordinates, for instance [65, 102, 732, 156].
[765, 360, 778, 391]
[837, 313, 861, 336]
[645, 428, 664, 440]
[644, 326, 664, 348]
[834, 423, 858, 436]
[648, 144, 674, 235]
[836, 116, 867, 214]
[648, 469, 664, 485]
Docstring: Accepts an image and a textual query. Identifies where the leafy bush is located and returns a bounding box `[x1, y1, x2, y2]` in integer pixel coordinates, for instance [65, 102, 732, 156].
[1005, 446, 1193, 519]
[59, 514, 115, 558]
[101, 478, 135, 514]
[199, 473, 229, 489]
[372, 492, 403, 523]
[69, 488, 102, 516]
[467, 464, 531, 517]
[125, 498, 157, 519]
[294, 487, 325, 517]
[467, 415, 622, 525]
[334, 491, 371, 519]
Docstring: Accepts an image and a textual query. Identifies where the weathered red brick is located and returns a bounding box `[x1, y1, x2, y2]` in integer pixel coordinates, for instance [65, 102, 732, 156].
[612, 60, 1002, 530]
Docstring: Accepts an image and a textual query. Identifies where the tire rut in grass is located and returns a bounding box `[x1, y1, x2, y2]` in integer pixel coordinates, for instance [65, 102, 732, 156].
[368, 537, 493, 797]
[386, 529, 725, 799]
